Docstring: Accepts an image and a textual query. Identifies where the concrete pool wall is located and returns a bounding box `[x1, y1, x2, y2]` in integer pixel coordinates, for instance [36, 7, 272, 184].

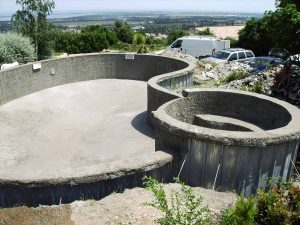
[1, 53, 300, 206]
[0, 53, 194, 207]
[153, 88, 300, 196]
[0, 53, 194, 120]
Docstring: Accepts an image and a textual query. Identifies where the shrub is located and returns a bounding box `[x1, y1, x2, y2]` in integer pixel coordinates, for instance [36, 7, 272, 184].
[133, 33, 146, 45]
[217, 70, 247, 85]
[143, 176, 213, 225]
[198, 28, 214, 36]
[255, 181, 300, 225]
[0, 32, 35, 64]
[220, 197, 256, 225]
[167, 30, 188, 44]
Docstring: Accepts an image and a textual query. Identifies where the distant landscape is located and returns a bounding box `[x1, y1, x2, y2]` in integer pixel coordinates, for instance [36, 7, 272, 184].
[0, 11, 261, 34]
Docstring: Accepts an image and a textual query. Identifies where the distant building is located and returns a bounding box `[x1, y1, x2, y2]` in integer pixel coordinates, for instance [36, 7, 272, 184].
[65, 28, 81, 34]
[146, 32, 168, 40]
[132, 26, 145, 31]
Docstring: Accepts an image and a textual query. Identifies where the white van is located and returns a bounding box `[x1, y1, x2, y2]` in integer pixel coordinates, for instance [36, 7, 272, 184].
[166, 36, 230, 58]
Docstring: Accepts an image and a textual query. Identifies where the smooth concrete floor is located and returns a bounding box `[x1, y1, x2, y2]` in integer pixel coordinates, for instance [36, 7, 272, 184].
[0, 79, 155, 180]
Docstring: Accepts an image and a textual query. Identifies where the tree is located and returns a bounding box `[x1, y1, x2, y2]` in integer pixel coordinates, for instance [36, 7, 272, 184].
[167, 30, 188, 44]
[81, 25, 117, 46]
[276, 0, 300, 11]
[238, 18, 270, 55]
[53, 25, 115, 54]
[238, 4, 300, 55]
[114, 21, 134, 44]
[11, 0, 55, 60]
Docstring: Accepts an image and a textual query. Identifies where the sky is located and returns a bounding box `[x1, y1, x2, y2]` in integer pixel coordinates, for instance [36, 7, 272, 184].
[0, 0, 276, 14]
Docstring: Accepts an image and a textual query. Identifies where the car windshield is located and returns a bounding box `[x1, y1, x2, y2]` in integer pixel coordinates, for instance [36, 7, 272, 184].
[213, 51, 230, 60]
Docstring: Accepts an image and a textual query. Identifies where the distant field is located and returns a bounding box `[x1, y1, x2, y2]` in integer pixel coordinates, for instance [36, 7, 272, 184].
[53, 20, 115, 27]
[196, 26, 244, 39]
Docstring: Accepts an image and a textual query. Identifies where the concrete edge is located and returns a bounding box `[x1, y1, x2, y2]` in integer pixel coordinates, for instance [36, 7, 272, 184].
[0, 151, 174, 186]
[153, 89, 300, 147]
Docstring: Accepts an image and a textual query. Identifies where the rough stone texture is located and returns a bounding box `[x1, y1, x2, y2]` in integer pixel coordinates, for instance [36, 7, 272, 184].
[153, 89, 300, 195]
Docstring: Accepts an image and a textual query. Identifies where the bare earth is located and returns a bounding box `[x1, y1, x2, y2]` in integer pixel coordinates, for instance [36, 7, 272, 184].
[196, 26, 244, 39]
[0, 184, 237, 225]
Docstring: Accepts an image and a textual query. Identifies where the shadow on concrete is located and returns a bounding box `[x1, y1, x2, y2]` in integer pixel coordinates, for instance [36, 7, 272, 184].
[131, 111, 155, 139]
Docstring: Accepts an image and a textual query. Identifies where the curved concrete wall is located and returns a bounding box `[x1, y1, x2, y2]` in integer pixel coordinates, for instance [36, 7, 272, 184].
[153, 89, 300, 196]
[0, 53, 194, 207]
[0, 53, 194, 113]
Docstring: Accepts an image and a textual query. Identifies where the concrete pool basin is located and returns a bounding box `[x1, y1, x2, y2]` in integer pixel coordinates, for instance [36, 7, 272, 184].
[0, 53, 194, 207]
[0, 52, 299, 206]
[153, 88, 300, 195]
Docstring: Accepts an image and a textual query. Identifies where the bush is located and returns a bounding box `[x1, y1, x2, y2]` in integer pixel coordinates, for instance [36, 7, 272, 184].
[217, 70, 247, 85]
[143, 176, 213, 225]
[220, 197, 256, 225]
[0, 32, 35, 64]
[133, 33, 146, 45]
[114, 21, 134, 44]
[53, 26, 111, 54]
[255, 181, 300, 225]
[198, 28, 214, 36]
[225, 37, 239, 48]
[220, 180, 300, 225]
[167, 30, 188, 44]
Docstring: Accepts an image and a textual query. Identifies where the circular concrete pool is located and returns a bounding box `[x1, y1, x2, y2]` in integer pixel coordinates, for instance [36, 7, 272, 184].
[153, 88, 300, 195]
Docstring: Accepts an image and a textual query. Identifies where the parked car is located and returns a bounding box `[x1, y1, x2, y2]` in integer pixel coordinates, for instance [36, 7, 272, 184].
[202, 48, 255, 64]
[268, 48, 290, 60]
[166, 36, 230, 58]
[244, 56, 284, 72]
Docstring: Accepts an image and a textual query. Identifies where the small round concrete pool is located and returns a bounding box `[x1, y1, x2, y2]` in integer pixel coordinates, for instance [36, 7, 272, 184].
[153, 88, 300, 196]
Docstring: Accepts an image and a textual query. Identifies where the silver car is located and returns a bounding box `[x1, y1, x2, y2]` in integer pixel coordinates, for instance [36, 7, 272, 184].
[203, 48, 255, 64]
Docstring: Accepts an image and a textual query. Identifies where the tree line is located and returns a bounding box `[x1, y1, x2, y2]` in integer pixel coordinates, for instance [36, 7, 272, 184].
[4, 0, 300, 62]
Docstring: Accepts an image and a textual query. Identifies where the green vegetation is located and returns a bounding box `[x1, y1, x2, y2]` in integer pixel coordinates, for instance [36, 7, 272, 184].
[53, 21, 167, 54]
[216, 70, 247, 85]
[276, 0, 300, 11]
[143, 177, 300, 225]
[197, 27, 214, 36]
[220, 180, 300, 225]
[220, 197, 256, 225]
[167, 30, 188, 44]
[114, 20, 134, 44]
[255, 181, 300, 225]
[143, 176, 213, 225]
[240, 79, 267, 95]
[238, 2, 300, 55]
[0, 32, 35, 64]
[11, 0, 55, 60]
[133, 33, 146, 45]
[225, 37, 239, 48]
[53, 25, 115, 54]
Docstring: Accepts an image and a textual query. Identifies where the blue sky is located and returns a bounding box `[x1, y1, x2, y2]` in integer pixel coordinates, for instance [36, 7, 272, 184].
[0, 0, 276, 14]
